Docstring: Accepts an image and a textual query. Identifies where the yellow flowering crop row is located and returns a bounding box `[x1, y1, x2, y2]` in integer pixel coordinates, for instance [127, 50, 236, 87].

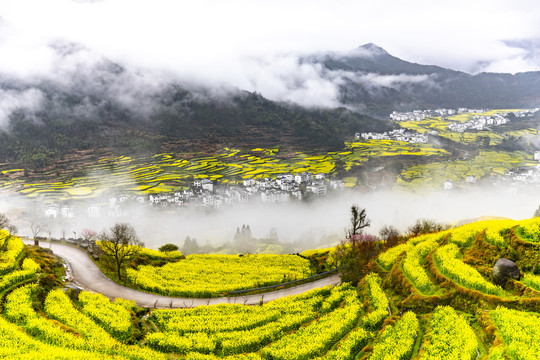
[370, 311, 419, 360]
[433, 243, 503, 296]
[312, 327, 370, 360]
[420, 306, 478, 360]
[408, 231, 448, 246]
[21, 258, 40, 272]
[363, 273, 389, 330]
[138, 247, 184, 260]
[115, 297, 137, 311]
[145, 332, 216, 355]
[0, 314, 129, 360]
[79, 291, 134, 341]
[4, 285, 87, 349]
[402, 237, 439, 294]
[2, 285, 162, 359]
[490, 306, 540, 359]
[261, 296, 362, 360]
[215, 292, 322, 355]
[213, 289, 327, 355]
[160, 309, 282, 334]
[149, 287, 329, 356]
[517, 218, 540, 242]
[448, 223, 481, 247]
[186, 352, 263, 360]
[365, 273, 389, 312]
[377, 243, 412, 271]
[127, 254, 310, 298]
[152, 303, 254, 324]
[522, 273, 540, 292]
[0, 234, 25, 274]
[320, 283, 357, 314]
[482, 220, 517, 247]
[483, 220, 516, 247]
[44, 289, 118, 349]
[216, 312, 318, 356]
[0, 265, 39, 293]
[44, 289, 167, 360]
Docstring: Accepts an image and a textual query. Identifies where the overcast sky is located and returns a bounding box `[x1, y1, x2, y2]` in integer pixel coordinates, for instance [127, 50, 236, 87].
[1, 0, 540, 105]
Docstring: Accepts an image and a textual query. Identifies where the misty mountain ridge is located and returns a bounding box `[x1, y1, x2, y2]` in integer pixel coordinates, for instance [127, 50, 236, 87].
[303, 43, 540, 115]
[1, 41, 540, 169]
[317, 43, 458, 76]
[0, 43, 390, 169]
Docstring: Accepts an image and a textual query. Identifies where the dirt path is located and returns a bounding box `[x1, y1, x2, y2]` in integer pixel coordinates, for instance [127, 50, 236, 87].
[24, 239, 341, 308]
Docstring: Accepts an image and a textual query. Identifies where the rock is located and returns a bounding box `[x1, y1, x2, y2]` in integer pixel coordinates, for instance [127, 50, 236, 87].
[492, 258, 521, 287]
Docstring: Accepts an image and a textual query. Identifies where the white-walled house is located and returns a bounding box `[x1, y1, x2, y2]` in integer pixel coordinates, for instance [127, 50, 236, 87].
[87, 205, 101, 218]
[443, 180, 453, 190]
[202, 179, 214, 192]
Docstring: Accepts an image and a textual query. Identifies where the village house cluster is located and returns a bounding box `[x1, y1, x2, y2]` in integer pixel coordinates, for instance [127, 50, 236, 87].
[448, 109, 539, 132]
[449, 113, 505, 132]
[389, 108, 457, 121]
[390, 108, 539, 125]
[43, 172, 345, 219]
[356, 128, 429, 143]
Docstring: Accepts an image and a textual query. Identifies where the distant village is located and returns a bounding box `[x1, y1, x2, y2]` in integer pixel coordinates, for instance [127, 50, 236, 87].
[389, 108, 539, 123]
[41, 107, 540, 219]
[43, 172, 345, 219]
[356, 128, 429, 143]
[356, 107, 540, 143]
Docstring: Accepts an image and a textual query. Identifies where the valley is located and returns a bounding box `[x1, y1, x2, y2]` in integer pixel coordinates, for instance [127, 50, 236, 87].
[2, 217, 540, 358]
[2, 3, 540, 357]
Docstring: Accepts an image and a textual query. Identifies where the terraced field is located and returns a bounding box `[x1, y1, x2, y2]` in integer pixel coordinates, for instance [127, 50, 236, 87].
[0, 141, 449, 200]
[399, 109, 538, 146]
[396, 150, 537, 190]
[122, 253, 312, 298]
[2, 217, 540, 358]
[1, 109, 538, 199]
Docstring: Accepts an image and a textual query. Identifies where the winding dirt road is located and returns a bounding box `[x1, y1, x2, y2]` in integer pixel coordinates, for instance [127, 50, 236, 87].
[23, 239, 341, 308]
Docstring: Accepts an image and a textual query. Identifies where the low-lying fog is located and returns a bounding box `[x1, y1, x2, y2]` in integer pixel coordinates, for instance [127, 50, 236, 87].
[2, 185, 539, 251]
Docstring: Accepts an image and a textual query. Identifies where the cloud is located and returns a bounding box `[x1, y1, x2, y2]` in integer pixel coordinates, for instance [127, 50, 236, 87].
[238, 55, 342, 107]
[336, 72, 439, 91]
[5, 185, 540, 250]
[0, 41, 175, 127]
[1, 0, 540, 109]
[0, 88, 43, 126]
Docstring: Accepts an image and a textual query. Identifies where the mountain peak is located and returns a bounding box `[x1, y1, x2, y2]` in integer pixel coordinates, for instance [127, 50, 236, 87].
[358, 43, 389, 56]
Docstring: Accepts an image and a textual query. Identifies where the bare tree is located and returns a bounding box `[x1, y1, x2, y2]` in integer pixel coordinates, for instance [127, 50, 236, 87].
[334, 206, 379, 285]
[30, 221, 46, 246]
[99, 223, 143, 281]
[0, 213, 11, 229]
[346, 205, 370, 239]
[6, 223, 17, 235]
[408, 218, 446, 237]
[379, 225, 401, 248]
[0, 213, 17, 235]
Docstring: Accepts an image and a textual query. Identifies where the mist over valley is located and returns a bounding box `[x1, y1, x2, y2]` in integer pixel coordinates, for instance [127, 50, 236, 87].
[1, 42, 540, 250]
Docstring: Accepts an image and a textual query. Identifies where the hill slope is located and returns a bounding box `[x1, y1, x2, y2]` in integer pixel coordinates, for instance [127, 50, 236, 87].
[305, 43, 540, 115]
[2, 219, 540, 358]
[0, 67, 391, 169]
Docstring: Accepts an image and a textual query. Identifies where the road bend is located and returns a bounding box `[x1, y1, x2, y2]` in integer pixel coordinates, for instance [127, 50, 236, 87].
[23, 239, 341, 308]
